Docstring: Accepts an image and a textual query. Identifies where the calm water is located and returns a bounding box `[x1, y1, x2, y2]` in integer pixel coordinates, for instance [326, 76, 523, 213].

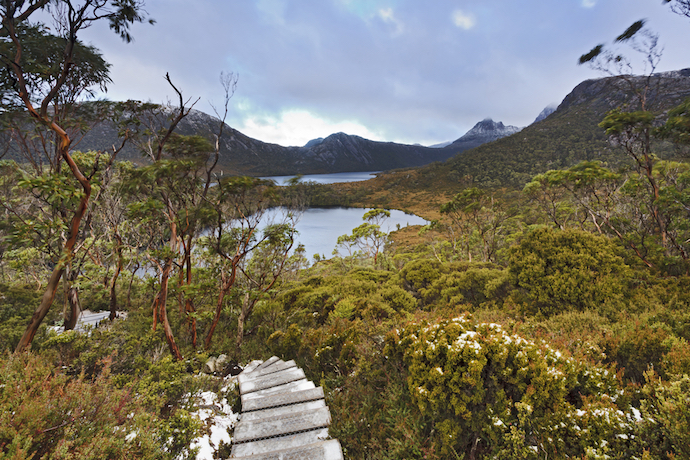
[262, 207, 427, 260]
[262, 171, 380, 185]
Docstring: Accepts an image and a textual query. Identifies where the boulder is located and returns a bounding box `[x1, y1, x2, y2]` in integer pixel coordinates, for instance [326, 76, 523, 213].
[203, 356, 217, 374]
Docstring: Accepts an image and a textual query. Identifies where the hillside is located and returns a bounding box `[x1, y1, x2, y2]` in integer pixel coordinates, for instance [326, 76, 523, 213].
[66, 110, 518, 176]
[363, 69, 690, 194]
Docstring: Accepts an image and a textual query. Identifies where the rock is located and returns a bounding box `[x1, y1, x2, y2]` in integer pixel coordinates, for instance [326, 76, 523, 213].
[222, 362, 243, 377]
[203, 354, 242, 376]
[203, 356, 217, 374]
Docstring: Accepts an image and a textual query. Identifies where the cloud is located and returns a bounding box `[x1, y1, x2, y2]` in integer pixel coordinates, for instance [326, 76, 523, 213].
[378, 7, 405, 36]
[235, 109, 384, 146]
[581, 0, 597, 7]
[452, 9, 476, 30]
[257, 0, 288, 23]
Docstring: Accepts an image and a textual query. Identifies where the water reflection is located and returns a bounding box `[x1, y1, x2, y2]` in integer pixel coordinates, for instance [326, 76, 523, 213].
[261, 171, 380, 185]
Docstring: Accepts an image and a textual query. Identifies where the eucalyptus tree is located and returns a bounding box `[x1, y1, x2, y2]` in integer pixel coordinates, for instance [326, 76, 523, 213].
[122, 132, 214, 359]
[335, 209, 390, 265]
[1, 0, 152, 352]
[120, 73, 240, 356]
[233, 219, 297, 350]
[202, 176, 281, 350]
[574, 21, 690, 270]
[440, 189, 515, 263]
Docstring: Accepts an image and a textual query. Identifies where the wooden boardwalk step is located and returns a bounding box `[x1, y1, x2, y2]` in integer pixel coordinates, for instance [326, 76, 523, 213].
[241, 379, 315, 402]
[238, 360, 297, 383]
[231, 429, 330, 458]
[231, 439, 343, 459]
[241, 387, 325, 413]
[230, 357, 343, 459]
[240, 400, 327, 422]
[234, 406, 332, 443]
[239, 367, 306, 394]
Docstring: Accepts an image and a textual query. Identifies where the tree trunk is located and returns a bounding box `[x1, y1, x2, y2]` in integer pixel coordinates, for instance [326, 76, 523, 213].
[15, 262, 65, 352]
[205, 265, 237, 350]
[155, 214, 182, 360]
[235, 292, 250, 351]
[158, 256, 182, 360]
[63, 268, 81, 331]
[15, 131, 91, 352]
[109, 233, 123, 321]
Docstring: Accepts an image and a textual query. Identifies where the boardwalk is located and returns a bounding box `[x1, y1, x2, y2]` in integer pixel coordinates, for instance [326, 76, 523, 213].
[230, 357, 344, 459]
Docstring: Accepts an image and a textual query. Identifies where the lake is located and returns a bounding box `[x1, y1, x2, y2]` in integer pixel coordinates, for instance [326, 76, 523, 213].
[259, 171, 425, 260]
[261, 171, 380, 185]
[262, 207, 427, 260]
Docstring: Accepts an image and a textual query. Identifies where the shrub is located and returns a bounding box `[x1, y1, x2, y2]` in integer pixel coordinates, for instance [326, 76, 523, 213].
[0, 353, 165, 459]
[390, 316, 636, 459]
[508, 227, 630, 318]
[637, 372, 690, 459]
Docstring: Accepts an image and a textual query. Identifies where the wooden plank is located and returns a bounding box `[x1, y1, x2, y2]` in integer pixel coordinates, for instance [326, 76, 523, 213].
[233, 407, 332, 443]
[231, 439, 344, 459]
[242, 360, 264, 375]
[230, 428, 330, 458]
[241, 379, 314, 402]
[252, 356, 280, 373]
[239, 360, 297, 383]
[242, 387, 325, 412]
[240, 368, 306, 394]
[240, 400, 326, 422]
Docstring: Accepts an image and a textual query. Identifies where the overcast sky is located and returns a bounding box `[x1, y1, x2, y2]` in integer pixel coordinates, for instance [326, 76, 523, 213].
[77, 0, 690, 147]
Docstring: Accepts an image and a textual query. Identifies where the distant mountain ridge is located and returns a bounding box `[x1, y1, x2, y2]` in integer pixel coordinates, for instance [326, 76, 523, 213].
[72, 110, 521, 176]
[533, 105, 557, 123]
[383, 68, 690, 190]
[446, 118, 522, 151]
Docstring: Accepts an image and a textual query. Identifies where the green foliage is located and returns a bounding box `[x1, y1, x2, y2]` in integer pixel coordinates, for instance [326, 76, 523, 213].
[335, 209, 391, 264]
[391, 316, 633, 459]
[439, 188, 517, 263]
[599, 109, 655, 136]
[637, 372, 690, 459]
[399, 259, 442, 302]
[424, 263, 512, 309]
[658, 98, 690, 147]
[0, 353, 165, 460]
[327, 350, 439, 460]
[508, 227, 630, 317]
[0, 23, 111, 110]
[0, 284, 47, 352]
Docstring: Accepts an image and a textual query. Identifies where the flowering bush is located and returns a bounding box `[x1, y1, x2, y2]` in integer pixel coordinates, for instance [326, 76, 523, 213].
[391, 316, 637, 459]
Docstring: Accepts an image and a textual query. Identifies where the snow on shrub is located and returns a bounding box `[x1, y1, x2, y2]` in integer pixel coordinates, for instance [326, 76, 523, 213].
[390, 315, 638, 459]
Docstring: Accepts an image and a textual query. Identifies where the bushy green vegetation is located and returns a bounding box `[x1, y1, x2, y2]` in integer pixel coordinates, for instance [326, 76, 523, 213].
[2, 3, 690, 458]
[257, 249, 690, 459]
[2, 188, 690, 458]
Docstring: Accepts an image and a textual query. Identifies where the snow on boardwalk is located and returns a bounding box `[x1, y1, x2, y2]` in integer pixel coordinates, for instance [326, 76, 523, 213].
[230, 357, 344, 459]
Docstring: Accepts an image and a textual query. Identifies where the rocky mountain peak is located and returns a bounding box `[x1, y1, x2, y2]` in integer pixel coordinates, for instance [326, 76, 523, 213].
[452, 118, 521, 145]
[533, 105, 557, 123]
[304, 137, 324, 148]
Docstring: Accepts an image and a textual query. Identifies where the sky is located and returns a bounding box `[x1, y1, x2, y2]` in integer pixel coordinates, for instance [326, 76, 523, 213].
[75, 0, 690, 147]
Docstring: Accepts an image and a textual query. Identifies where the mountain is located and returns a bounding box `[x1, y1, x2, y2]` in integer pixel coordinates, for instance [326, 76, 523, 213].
[303, 138, 324, 148]
[446, 118, 522, 151]
[533, 105, 557, 123]
[70, 111, 519, 176]
[373, 69, 690, 191]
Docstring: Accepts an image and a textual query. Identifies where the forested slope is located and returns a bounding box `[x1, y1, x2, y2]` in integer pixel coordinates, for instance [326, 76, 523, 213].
[371, 69, 690, 192]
